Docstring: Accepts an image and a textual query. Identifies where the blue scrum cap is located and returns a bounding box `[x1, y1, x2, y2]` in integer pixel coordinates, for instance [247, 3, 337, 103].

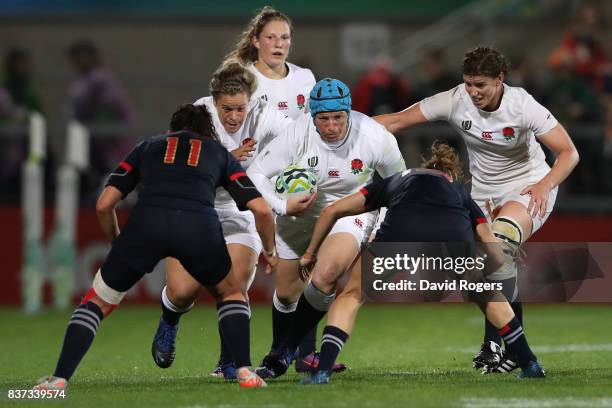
[309, 78, 351, 117]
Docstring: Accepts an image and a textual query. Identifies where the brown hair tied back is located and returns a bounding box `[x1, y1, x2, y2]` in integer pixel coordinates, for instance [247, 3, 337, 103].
[421, 140, 463, 181]
[169, 104, 218, 141]
[223, 6, 293, 65]
[209, 61, 258, 101]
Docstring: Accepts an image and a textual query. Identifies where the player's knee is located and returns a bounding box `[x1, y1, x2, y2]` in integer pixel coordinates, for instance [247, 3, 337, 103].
[312, 261, 343, 292]
[303, 281, 335, 312]
[166, 283, 199, 308]
[311, 268, 338, 293]
[487, 217, 525, 280]
[491, 216, 524, 257]
[274, 276, 303, 303]
[209, 273, 244, 302]
[274, 289, 299, 306]
[273, 290, 298, 313]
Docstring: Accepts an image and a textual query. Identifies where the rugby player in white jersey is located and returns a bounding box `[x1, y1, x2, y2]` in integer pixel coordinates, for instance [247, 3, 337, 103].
[223, 6, 316, 121]
[223, 6, 343, 372]
[150, 62, 308, 378]
[375, 46, 579, 373]
[247, 78, 406, 378]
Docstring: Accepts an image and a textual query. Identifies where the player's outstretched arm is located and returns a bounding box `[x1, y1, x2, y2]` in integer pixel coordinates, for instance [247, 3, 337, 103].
[300, 192, 367, 269]
[246, 196, 278, 273]
[95, 186, 123, 244]
[522, 124, 580, 218]
[247, 196, 275, 252]
[373, 102, 428, 134]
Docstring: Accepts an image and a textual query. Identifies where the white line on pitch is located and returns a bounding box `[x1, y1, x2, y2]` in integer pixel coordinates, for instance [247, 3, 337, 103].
[460, 397, 612, 408]
[452, 343, 612, 354]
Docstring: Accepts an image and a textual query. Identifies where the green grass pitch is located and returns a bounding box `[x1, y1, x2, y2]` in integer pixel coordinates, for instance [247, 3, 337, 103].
[1, 304, 611, 407]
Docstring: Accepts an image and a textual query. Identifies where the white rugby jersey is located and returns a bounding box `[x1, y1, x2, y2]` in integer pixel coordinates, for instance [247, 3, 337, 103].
[248, 62, 316, 120]
[194, 96, 292, 210]
[419, 84, 558, 191]
[247, 111, 406, 217]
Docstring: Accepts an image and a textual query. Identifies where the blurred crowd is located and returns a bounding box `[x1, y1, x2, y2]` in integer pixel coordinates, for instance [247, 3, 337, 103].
[0, 40, 134, 204]
[1, 3, 611, 205]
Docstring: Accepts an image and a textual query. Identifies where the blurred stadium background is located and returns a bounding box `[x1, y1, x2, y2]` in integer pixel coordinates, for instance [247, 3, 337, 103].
[0, 2, 611, 404]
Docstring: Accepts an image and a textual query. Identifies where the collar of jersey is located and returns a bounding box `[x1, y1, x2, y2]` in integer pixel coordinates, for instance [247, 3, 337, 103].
[250, 62, 291, 81]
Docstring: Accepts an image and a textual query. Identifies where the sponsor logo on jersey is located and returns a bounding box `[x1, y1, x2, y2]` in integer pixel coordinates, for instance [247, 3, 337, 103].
[307, 156, 319, 168]
[350, 158, 364, 174]
[462, 120, 472, 130]
[481, 131, 493, 140]
[502, 127, 515, 141]
[278, 101, 289, 110]
[297, 94, 306, 110]
[354, 218, 364, 229]
[328, 169, 340, 178]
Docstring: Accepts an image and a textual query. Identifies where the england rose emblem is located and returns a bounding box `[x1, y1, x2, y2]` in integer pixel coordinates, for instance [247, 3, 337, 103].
[297, 94, 306, 109]
[502, 127, 515, 141]
[351, 158, 363, 174]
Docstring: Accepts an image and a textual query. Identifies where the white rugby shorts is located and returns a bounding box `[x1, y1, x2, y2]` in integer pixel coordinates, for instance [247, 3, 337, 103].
[472, 182, 558, 234]
[275, 211, 376, 259]
[216, 207, 263, 254]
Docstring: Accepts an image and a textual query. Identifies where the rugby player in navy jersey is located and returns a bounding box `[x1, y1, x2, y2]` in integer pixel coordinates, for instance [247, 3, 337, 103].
[268, 141, 545, 384]
[33, 104, 273, 390]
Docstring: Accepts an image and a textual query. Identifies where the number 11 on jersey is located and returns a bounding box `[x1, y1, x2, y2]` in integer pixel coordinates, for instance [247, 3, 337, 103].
[163, 137, 202, 167]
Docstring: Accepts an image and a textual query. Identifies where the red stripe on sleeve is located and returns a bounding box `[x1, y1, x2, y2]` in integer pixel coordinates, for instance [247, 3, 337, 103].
[360, 187, 369, 196]
[498, 324, 511, 336]
[229, 171, 247, 181]
[476, 217, 487, 225]
[119, 161, 133, 172]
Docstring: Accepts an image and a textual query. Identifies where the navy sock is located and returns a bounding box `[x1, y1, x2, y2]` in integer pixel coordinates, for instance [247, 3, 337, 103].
[484, 277, 519, 346]
[161, 303, 182, 326]
[318, 326, 349, 372]
[160, 286, 191, 326]
[217, 300, 251, 367]
[503, 300, 524, 357]
[484, 318, 501, 346]
[298, 327, 317, 358]
[285, 294, 328, 353]
[271, 294, 295, 351]
[498, 316, 537, 369]
[511, 300, 523, 326]
[53, 302, 104, 380]
[217, 322, 233, 365]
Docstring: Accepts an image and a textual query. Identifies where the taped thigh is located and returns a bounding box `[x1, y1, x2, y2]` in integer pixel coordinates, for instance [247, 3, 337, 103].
[92, 269, 127, 305]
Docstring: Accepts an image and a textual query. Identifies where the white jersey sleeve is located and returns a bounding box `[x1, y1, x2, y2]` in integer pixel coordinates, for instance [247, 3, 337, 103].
[522, 93, 558, 137]
[419, 87, 457, 122]
[374, 128, 406, 178]
[247, 120, 303, 215]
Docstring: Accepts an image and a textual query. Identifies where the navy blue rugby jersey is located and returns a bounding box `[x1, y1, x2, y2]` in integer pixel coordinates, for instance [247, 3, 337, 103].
[361, 168, 487, 230]
[105, 130, 261, 211]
